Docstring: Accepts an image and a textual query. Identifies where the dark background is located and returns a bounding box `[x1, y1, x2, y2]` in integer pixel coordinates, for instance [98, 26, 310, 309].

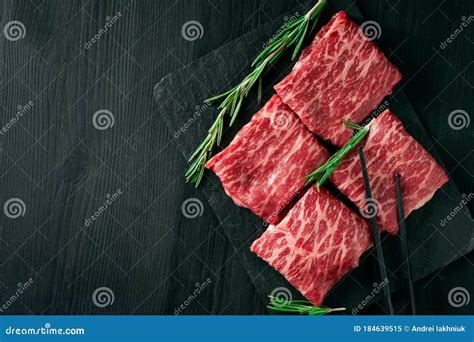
[0, 0, 472, 315]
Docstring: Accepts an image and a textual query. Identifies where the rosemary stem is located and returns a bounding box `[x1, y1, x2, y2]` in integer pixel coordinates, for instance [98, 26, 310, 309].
[306, 0, 326, 19]
[186, 0, 328, 186]
[304, 120, 372, 188]
[267, 296, 346, 316]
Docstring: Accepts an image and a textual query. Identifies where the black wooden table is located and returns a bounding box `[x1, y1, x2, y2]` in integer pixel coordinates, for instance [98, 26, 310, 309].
[0, 0, 473, 315]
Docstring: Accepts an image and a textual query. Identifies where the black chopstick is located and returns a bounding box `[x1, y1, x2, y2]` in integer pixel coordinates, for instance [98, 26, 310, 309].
[395, 173, 417, 315]
[358, 147, 394, 315]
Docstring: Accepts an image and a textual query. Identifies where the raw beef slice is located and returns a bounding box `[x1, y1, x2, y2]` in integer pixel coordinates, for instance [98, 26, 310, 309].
[251, 187, 372, 306]
[206, 94, 329, 224]
[330, 110, 449, 235]
[274, 11, 402, 146]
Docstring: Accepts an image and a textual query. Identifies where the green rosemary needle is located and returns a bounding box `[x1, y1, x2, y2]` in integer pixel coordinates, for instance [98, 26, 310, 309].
[304, 121, 372, 189]
[185, 0, 328, 186]
[267, 296, 346, 315]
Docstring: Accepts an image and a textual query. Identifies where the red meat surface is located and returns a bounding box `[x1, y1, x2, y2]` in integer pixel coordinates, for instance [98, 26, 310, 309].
[206, 94, 329, 224]
[274, 11, 402, 146]
[330, 110, 449, 235]
[251, 187, 372, 305]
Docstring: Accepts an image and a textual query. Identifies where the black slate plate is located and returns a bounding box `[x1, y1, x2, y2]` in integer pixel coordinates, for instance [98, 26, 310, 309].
[154, 0, 474, 311]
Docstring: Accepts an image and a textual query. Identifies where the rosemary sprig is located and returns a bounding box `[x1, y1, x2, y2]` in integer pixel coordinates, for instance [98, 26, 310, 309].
[185, 0, 328, 186]
[267, 296, 346, 315]
[304, 121, 372, 189]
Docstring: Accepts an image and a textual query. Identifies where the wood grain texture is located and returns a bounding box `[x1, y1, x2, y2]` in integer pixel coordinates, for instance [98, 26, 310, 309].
[0, 0, 473, 315]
